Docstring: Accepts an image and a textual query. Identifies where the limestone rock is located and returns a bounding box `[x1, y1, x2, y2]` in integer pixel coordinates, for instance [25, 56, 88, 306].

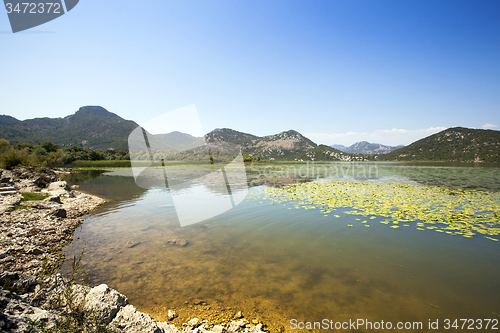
[212, 325, 228, 333]
[84, 284, 128, 325]
[43, 195, 62, 204]
[27, 247, 45, 255]
[167, 309, 177, 320]
[0, 288, 61, 332]
[229, 320, 246, 331]
[49, 208, 67, 218]
[44, 181, 70, 196]
[111, 304, 165, 333]
[0, 271, 37, 294]
[157, 321, 181, 333]
[187, 317, 201, 327]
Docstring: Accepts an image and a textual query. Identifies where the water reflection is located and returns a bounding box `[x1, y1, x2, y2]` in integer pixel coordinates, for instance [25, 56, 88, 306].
[63, 170, 148, 202]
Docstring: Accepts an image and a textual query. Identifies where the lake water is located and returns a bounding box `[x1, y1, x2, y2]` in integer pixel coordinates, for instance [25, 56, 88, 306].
[61, 163, 500, 332]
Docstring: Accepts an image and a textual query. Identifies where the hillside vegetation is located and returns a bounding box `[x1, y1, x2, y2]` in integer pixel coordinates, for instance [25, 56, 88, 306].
[0, 106, 139, 150]
[380, 127, 500, 162]
[0, 139, 129, 169]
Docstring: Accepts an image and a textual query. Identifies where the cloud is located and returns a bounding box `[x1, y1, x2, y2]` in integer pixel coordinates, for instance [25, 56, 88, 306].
[306, 126, 447, 146]
[482, 123, 498, 129]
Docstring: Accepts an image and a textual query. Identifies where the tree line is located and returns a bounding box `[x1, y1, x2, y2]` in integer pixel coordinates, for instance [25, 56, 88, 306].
[0, 139, 130, 169]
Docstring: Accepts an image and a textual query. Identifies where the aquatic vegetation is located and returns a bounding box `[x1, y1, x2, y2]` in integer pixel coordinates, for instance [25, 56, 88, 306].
[256, 181, 500, 241]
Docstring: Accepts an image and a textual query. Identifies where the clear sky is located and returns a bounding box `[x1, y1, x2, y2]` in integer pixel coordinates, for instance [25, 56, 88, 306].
[1, 0, 499, 146]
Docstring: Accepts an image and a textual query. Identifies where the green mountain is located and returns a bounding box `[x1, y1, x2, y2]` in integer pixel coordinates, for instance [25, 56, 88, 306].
[0, 106, 141, 150]
[202, 128, 363, 161]
[0, 115, 21, 126]
[379, 127, 500, 162]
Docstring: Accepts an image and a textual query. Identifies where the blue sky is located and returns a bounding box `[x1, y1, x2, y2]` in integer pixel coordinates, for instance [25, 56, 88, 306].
[1, 0, 499, 146]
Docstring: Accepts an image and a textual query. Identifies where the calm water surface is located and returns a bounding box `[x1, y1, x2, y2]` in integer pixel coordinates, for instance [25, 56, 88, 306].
[61, 163, 500, 332]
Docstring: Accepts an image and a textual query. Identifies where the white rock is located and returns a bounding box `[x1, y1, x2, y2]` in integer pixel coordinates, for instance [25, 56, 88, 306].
[84, 284, 128, 324]
[47, 181, 69, 191]
[229, 320, 246, 331]
[157, 321, 181, 333]
[212, 325, 227, 333]
[167, 309, 177, 320]
[111, 304, 164, 333]
[188, 317, 201, 327]
[43, 181, 70, 196]
[29, 307, 60, 329]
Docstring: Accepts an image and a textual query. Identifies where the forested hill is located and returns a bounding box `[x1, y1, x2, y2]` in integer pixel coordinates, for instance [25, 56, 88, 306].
[379, 127, 500, 162]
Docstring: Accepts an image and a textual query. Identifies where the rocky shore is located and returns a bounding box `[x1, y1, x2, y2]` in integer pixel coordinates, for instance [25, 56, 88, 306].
[0, 168, 267, 333]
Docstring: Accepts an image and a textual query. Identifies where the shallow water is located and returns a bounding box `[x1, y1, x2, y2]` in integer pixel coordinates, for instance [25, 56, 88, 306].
[61, 163, 500, 332]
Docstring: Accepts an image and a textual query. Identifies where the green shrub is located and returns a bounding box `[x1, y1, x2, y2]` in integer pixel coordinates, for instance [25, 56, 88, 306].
[41, 141, 60, 153]
[0, 138, 10, 149]
[0, 149, 28, 169]
[0, 140, 131, 168]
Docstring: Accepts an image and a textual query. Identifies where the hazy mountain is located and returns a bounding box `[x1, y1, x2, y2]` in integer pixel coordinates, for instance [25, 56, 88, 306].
[380, 127, 500, 162]
[331, 141, 404, 154]
[330, 144, 347, 151]
[153, 131, 204, 151]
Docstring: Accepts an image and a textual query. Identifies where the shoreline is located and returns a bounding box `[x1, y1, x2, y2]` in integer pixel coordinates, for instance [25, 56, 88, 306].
[0, 167, 269, 333]
[0, 167, 106, 277]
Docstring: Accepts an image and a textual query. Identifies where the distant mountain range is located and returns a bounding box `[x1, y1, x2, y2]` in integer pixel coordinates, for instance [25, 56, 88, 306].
[1, 106, 499, 162]
[201, 128, 360, 161]
[0, 107, 362, 162]
[331, 141, 404, 154]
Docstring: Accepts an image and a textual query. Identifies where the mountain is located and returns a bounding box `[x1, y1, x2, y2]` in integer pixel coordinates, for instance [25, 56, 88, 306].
[379, 127, 500, 162]
[330, 144, 347, 151]
[0, 115, 21, 126]
[2, 107, 498, 162]
[201, 128, 364, 161]
[153, 131, 204, 151]
[0, 106, 170, 151]
[1, 108, 360, 161]
[331, 141, 404, 154]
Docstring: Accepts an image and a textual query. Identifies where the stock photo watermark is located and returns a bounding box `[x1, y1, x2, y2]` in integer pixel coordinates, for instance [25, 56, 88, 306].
[256, 161, 379, 181]
[128, 105, 249, 227]
[290, 318, 499, 331]
[4, 0, 79, 33]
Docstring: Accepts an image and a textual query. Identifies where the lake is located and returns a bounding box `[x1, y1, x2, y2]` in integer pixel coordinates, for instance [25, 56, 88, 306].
[61, 162, 500, 332]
